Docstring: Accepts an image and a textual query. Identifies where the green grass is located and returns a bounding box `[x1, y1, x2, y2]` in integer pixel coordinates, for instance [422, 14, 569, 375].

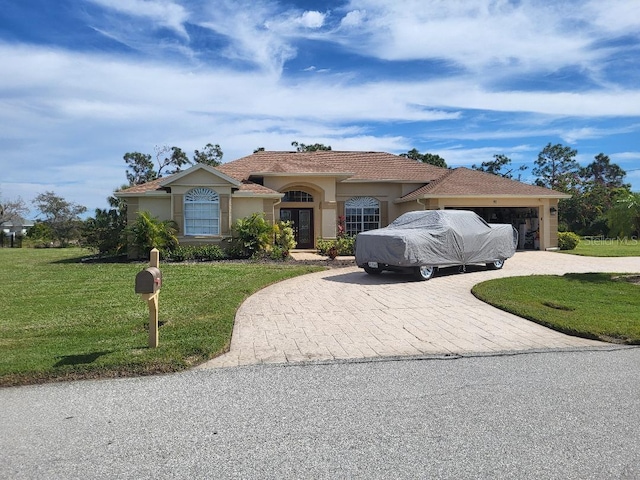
[472, 273, 640, 344]
[0, 248, 323, 386]
[559, 237, 640, 257]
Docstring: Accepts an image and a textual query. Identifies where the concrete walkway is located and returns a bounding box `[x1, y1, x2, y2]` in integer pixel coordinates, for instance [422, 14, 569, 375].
[198, 252, 640, 369]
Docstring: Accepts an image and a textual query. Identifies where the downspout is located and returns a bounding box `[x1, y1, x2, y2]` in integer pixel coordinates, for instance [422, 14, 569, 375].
[417, 198, 426, 210]
[272, 198, 282, 220]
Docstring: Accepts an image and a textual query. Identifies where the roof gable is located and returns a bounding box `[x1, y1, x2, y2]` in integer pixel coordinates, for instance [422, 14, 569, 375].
[160, 163, 241, 188]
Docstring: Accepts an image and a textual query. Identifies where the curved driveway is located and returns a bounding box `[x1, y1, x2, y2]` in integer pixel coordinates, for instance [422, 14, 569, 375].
[199, 252, 639, 369]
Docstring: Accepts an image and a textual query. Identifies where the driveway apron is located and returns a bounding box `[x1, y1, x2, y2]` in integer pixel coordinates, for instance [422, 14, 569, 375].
[198, 252, 640, 368]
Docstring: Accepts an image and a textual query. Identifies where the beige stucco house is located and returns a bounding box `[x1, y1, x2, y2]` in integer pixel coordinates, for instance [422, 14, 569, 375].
[115, 150, 569, 253]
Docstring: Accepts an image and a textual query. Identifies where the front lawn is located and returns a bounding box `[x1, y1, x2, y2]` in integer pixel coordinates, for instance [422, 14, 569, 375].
[0, 248, 323, 386]
[472, 273, 640, 344]
[560, 238, 640, 257]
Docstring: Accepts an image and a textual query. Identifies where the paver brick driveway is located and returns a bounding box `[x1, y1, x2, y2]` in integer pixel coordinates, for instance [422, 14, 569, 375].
[198, 251, 640, 369]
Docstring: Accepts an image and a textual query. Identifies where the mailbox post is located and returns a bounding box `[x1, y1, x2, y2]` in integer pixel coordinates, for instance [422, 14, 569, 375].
[135, 248, 162, 348]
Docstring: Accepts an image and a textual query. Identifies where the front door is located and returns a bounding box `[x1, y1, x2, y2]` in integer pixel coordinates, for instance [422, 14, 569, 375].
[280, 208, 314, 249]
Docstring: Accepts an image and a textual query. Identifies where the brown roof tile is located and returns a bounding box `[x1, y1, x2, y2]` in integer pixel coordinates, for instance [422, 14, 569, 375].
[216, 150, 447, 182]
[237, 180, 281, 195]
[400, 167, 568, 201]
[116, 153, 565, 201]
[116, 176, 170, 195]
[116, 172, 281, 196]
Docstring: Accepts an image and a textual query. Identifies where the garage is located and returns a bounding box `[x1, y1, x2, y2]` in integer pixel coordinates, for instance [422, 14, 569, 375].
[452, 207, 541, 250]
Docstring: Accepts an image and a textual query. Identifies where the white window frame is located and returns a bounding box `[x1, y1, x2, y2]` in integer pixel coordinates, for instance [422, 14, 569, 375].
[345, 197, 380, 235]
[184, 188, 220, 236]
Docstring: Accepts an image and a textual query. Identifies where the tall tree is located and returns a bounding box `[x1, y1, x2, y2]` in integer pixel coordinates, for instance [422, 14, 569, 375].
[155, 145, 192, 176]
[32, 191, 87, 246]
[291, 141, 332, 152]
[532, 143, 579, 192]
[580, 153, 627, 189]
[472, 154, 527, 179]
[560, 153, 630, 235]
[607, 191, 640, 238]
[0, 195, 29, 226]
[400, 149, 447, 168]
[124, 152, 156, 186]
[194, 143, 223, 166]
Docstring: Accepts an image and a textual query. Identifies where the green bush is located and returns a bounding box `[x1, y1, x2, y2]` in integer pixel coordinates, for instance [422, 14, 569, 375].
[273, 220, 296, 253]
[316, 236, 355, 256]
[558, 231, 580, 250]
[127, 211, 179, 259]
[228, 213, 274, 259]
[168, 244, 227, 262]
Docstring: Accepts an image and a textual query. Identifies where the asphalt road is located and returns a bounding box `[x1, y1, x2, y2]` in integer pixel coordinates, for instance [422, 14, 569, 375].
[2, 348, 639, 479]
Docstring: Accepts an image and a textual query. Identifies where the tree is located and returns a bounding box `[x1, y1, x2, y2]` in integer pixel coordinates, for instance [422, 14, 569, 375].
[291, 141, 332, 152]
[124, 152, 156, 186]
[155, 145, 192, 176]
[607, 191, 640, 238]
[532, 143, 579, 192]
[194, 143, 223, 166]
[580, 153, 627, 189]
[81, 194, 128, 255]
[559, 153, 630, 235]
[26, 222, 53, 246]
[400, 149, 447, 168]
[0, 195, 29, 227]
[254, 147, 265, 153]
[472, 154, 527, 179]
[32, 191, 87, 246]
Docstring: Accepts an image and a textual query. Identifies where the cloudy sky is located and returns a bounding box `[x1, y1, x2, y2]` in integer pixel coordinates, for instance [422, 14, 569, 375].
[1, 0, 639, 216]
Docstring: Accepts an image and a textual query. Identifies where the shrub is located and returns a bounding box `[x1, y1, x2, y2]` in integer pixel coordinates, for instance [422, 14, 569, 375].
[168, 244, 227, 262]
[226, 214, 299, 261]
[316, 236, 355, 256]
[273, 220, 296, 254]
[558, 231, 580, 250]
[229, 213, 273, 258]
[127, 211, 179, 259]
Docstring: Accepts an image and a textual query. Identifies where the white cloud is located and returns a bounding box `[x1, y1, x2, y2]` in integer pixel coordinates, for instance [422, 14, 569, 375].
[335, 0, 623, 83]
[87, 0, 190, 39]
[2, 0, 640, 210]
[341, 10, 367, 28]
[296, 11, 325, 29]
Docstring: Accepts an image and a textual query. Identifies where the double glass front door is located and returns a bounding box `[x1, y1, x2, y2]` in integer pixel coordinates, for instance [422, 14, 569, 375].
[280, 208, 314, 249]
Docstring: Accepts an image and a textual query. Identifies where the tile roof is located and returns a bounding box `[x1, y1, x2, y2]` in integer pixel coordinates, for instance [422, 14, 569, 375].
[116, 152, 565, 201]
[117, 175, 281, 196]
[117, 177, 168, 195]
[399, 167, 569, 202]
[216, 150, 448, 182]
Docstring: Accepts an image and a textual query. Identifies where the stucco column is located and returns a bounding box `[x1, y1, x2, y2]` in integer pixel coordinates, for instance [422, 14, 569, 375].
[320, 201, 337, 239]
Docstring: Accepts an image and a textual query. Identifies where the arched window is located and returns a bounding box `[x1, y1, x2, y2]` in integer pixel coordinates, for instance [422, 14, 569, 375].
[184, 188, 220, 235]
[282, 190, 313, 202]
[345, 197, 380, 235]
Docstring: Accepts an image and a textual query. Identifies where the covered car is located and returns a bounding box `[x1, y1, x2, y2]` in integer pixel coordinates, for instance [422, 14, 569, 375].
[355, 210, 518, 280]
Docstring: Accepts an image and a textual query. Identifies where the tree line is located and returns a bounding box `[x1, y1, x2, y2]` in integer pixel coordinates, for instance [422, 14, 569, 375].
[1, 141, 638, 255]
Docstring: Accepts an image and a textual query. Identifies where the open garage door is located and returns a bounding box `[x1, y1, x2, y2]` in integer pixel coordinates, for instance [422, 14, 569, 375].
[448, 207, 541, 250]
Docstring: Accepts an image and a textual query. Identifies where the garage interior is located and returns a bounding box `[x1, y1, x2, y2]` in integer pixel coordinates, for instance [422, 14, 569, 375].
[450, 207, 541, 250]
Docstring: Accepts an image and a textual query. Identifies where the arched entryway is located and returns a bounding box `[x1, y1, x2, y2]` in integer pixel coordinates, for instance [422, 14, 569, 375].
[279, 190, 316, 249]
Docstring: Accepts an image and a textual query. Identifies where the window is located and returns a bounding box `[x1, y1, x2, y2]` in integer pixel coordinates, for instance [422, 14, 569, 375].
[345, 197, 380, 235]
[282, 190, 313, 202]
[184, 188, 220, 235]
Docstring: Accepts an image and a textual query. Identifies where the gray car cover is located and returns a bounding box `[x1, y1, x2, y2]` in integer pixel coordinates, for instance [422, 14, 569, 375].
[355, 210, 517, 268]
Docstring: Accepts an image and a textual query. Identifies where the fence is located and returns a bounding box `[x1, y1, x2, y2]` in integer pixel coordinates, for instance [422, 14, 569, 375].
[0, 233, 23, 248]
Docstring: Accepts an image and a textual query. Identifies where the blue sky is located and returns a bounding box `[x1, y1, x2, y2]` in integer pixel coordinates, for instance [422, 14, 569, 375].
[1, 0, 640, 216]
